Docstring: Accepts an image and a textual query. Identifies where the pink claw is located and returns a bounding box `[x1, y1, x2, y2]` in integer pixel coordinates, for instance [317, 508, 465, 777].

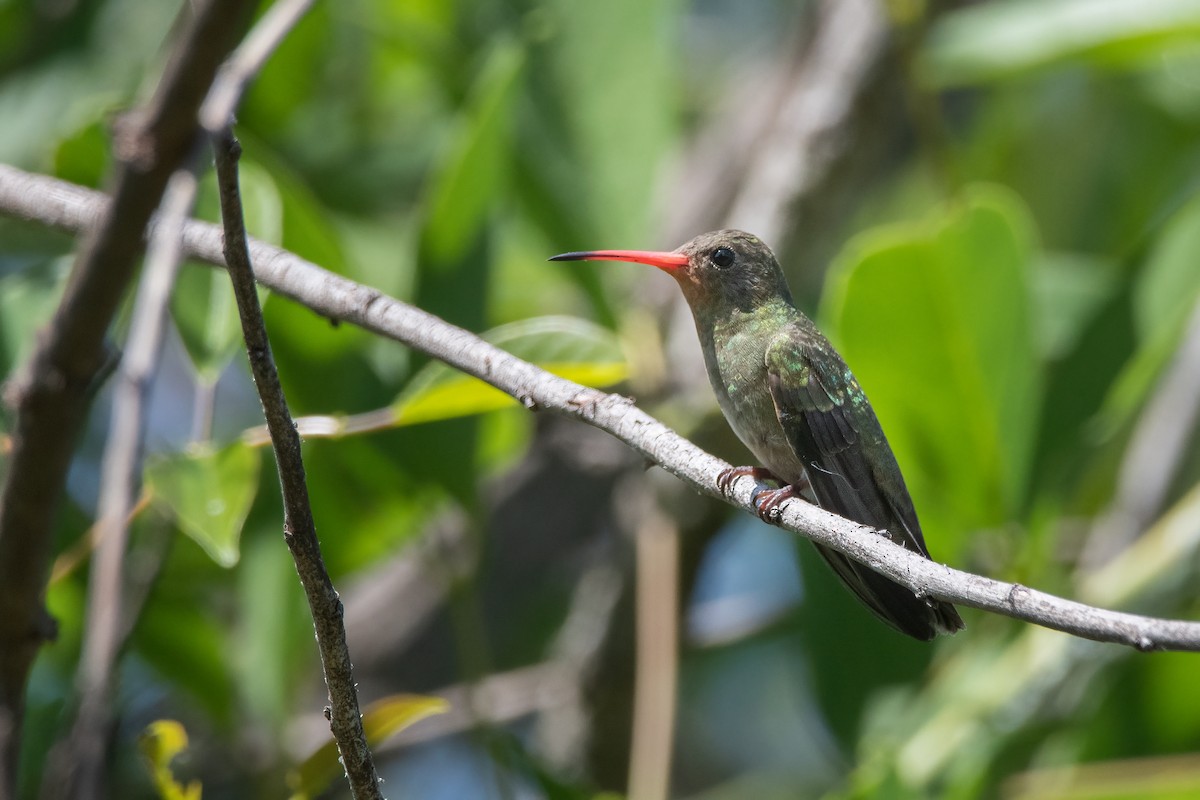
[717, 465, 780, 496]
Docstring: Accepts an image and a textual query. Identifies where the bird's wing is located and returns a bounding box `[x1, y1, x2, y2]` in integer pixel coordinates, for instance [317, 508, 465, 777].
[765, 327, 959, 639]
[763, 327, 928, 553]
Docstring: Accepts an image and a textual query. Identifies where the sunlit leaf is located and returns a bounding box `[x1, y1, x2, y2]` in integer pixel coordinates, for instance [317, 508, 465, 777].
[823, 185, 1039, 551]
[1005, 753, 1200, 800]
[145, 442, 261, 567]
[393, 316, 627, 425]
[289, 694, 448, 800]
[922, 0, 1200, 87]
[139, 720, 202, 800]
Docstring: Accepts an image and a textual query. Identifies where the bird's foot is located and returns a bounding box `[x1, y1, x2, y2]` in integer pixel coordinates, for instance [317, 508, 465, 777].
[751, 484, 803, 523]
[717, 465, 780, 497]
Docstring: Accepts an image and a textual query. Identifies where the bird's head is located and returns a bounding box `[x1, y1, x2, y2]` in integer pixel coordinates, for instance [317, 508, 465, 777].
[551, 229, 793, 315]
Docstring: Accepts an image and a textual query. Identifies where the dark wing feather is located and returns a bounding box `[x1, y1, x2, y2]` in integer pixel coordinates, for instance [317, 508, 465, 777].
[765, 328, 963, 639]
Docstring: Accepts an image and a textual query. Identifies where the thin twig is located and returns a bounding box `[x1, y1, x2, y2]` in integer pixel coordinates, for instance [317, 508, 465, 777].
[0, 0, 252, 790]
[42, 162, 201, 800]
[2, 165, 1200, 652]
[36, 2, 318, 797]
[199, 0, 317, 132]
[210, 130, 382, 799]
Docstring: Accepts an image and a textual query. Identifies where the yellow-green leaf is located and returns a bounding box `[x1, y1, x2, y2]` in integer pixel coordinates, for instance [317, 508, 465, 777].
[289, 694, 448, 800]
[392, 315, 628, 426]
[139, 720, 202, 800]
[394, 361, 626, 426]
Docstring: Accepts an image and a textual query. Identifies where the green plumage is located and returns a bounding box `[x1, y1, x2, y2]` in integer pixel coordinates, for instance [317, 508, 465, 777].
[553, 230, 963, 640]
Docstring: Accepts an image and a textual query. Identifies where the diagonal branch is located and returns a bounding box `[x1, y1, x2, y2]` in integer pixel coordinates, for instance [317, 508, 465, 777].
[211, 129, 382, 800]
[2, 164, 1200, 652]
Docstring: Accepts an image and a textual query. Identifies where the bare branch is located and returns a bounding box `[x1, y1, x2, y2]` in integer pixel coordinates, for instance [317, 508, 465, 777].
[2, 164, 1200, 652]
[200, 0, 317, 132]
[43, 162, 202, 800]
[35, 3, 317, 796]
[211, 130, 382, 800]
[0, 0, 252, 789]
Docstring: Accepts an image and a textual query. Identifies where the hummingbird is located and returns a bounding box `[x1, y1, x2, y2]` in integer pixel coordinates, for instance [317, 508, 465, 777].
[551, 230, 963, 640]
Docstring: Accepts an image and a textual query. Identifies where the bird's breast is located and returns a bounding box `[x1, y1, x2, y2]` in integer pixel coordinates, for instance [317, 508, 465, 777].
[702, 320, 806, 483]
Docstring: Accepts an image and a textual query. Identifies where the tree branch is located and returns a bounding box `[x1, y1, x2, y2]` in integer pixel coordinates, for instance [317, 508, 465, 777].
[41, 3, 317, 798]
[2, 164, 1200, 652]
[0, 0, 252, 791]
[43, 161, 202, 800]
[210, 130, 382, 800]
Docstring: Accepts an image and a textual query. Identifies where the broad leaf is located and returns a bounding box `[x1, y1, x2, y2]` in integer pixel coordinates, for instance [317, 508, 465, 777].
[145, 442, 261, 567]
[823, 186, 1039, 552]
[922, 0, 1200, 87]
[392, 316, 627, 425]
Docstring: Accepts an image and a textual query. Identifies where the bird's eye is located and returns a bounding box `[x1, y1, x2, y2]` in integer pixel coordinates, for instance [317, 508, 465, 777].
[712, 247, 735, 268]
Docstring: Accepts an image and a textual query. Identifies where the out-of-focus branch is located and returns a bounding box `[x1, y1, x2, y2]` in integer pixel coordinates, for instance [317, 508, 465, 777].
[627, 496, 679, 800]
[1081, 296, 1200, 569]
[43, 162, 201, 800]
[0, 1, 252, 791]
[42, 3, 316, 798]
[664, 0, 890, 258]
[2, 165, 1200, 652]
[721, 0, 888, 246]
[200, 0, 317, 130]
[210, 130, 381, 800]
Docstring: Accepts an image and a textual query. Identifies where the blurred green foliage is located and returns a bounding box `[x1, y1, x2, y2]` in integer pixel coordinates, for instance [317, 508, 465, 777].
[1, 0, 1200, 798]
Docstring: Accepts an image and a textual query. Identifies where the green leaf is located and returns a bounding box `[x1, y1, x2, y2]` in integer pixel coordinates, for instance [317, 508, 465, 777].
[392, 316, 627, 425]
[289, 694, 448, 800]
[922, 0, 1200, 88]
[0, 256, 67, 376]
[1029, 252, 1119, 360]
[235, 535, 310, 730]
[52, 120, 110, 189]
[545, 0, 679, 242]
[1094, 192, 1200, 435]
[423, 40, 524, 264]
[1134, 192, 1200, 343]
[170, 264, 244, 382]
[145, 442, 261, 567]
[822, 186, 1040, 549]
[139, 720, 202, 800]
